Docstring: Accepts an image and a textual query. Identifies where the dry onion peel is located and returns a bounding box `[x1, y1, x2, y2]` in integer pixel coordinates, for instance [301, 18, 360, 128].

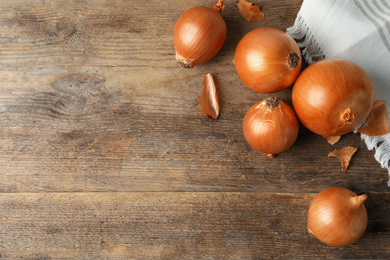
[174, 0, 226, 68]
[328, 146, 358, 172]
[199, 73, 219, 120]
[325, 135, 341, 145]
[357, 100, 389, 136]
[238, 0, 264, 22]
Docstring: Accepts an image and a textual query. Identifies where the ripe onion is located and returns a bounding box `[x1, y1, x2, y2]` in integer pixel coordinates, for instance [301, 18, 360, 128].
[292, 58, 375, 140]
[174, 0, 226, 68]
[234, 27, 302, 93]
[243, 96, 299, 157]
[307, 187, 368, 246]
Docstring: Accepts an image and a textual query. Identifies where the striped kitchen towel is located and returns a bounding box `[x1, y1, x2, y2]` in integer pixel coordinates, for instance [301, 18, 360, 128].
[287, 0, 390, 185]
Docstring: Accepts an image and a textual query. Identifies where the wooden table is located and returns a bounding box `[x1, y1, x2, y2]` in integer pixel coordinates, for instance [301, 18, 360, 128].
[0, 0, 389, 259]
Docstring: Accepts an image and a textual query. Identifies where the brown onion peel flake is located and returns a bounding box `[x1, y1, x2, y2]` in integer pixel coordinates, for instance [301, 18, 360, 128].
[238, 0, 264, 22]
[357, 100, 389, 136]
[324, 135, 341, 145]
[328, 146, 358, 172]
[199, 73, 219, 120]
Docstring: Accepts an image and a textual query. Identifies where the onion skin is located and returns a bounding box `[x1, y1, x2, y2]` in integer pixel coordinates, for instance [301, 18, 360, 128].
[174, 0, 226, 68]
[234, 27, 302, 93]
[238, 0, 264, 22]
[357, 100, 389, 136]
[199, 73, 219, 120]
[292, 58, 375, 138]
[307, 187, 368, 246]
[328, 146, 358, 172]
[243, 97, 299, 157]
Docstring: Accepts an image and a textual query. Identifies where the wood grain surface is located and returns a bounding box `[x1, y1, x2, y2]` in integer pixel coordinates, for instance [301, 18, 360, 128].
[0, 0, 389, 259]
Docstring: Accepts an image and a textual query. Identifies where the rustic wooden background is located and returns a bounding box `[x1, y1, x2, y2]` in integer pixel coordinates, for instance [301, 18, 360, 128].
[0, 0, 389, 259]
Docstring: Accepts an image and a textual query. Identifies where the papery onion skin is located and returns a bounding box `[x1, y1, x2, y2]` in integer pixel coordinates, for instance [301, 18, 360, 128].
[243, 96, 299, 157]
[292, 58, 375, 138]
[307, 187, 368, 246]
[234, 27, 302, 93]
[328, 146, 358, 172]
[174, 0, 226, 68]
[357, 100, 389, 136]
[238, 0, 264, 22]
[199, 73, 219, 120]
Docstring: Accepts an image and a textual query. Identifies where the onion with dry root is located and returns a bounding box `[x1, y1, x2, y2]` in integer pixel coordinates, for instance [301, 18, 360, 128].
[234, 27, 302, 93]
[243, 96, 299, 158]
[292, 58, 375, 143]
[307, 187, 368, 246]
[174, 0, 226, 68]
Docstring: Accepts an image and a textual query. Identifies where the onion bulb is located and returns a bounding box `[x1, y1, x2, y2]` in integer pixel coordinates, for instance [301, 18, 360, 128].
[243, 96, 299, 157]
[292, 58, 375, 141]
[234, 27, 302, 93]
[174, 0, 226, 68]
[307, 187, 368, 246]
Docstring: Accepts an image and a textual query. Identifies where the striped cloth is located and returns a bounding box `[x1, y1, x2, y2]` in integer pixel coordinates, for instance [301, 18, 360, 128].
[287, 0, 390, 185]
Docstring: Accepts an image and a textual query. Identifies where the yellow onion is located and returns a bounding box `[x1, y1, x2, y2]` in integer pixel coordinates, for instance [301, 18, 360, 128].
[234, 27, 302, 93]
[174, 0, 226, 68]
[307, 187, 368, 246]
[292, 58, 375, 141]
[243, 96, 299, 158]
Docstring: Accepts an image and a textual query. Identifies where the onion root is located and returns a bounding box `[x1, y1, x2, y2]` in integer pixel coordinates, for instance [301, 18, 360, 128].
[288, 52, 300, 68]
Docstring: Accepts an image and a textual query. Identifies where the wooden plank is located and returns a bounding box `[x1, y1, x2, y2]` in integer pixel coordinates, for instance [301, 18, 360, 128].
[0, 0, 303, 69]
[0, 192, 389, 259]
[0, 69, 388, 192]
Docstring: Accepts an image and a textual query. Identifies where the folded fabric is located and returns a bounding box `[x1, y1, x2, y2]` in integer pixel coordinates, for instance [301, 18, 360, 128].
[287, 0, 390, 184]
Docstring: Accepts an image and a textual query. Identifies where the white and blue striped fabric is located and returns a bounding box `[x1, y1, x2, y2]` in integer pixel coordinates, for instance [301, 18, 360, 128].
[287, 0, 390, 185]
